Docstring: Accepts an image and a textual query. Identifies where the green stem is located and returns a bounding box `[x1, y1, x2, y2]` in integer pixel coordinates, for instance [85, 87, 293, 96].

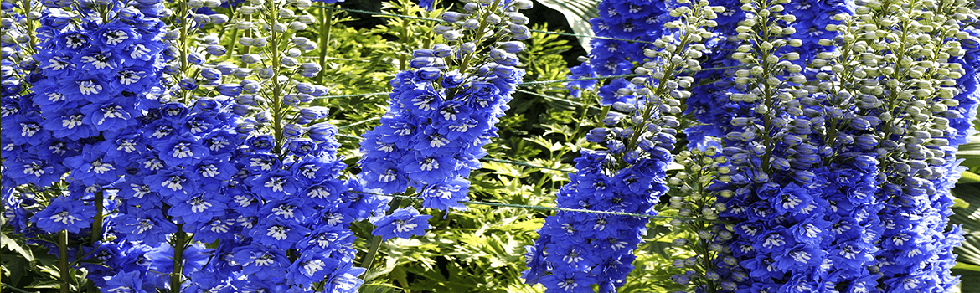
[456, 0, 501, 73]
[360, 198, 402, 271]
[398, 4, 410, 71]
[178, 0, 191, 104]
[58, 230, 70, 293]
[569, 92, 596, 143]
[90, 191, 103, 245]
[170, 224, 186, 293]
[23, 0, 36, 50]
[317, 5, 335, 84]
[266, 0, 284, 154]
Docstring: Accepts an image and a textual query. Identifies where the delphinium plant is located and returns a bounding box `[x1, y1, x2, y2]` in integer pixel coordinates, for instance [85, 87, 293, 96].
[1, 0, 374, 290]
[701, 0, 878, 291]
[1, 0, 38, 232]
[3, 0, 980, 291]
[144, 0, 376, 290]
[831, 1, 977, 291]
[523, 1, 723, 292]
[356, 0, 533, 241]
[677, 0, 851, 291]
[1, 0, 173, 290]
[690, 0, 979, 292]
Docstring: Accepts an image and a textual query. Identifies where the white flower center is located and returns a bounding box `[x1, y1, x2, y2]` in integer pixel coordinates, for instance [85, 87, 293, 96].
[303, 259, 325, 276]
[172, 142, 194, 158]
[118, 70, 142, 85]
[163, 176, 184, 191]
[52, 211, 80, 224]
[190, 197, 213, 213]
[81, 53, 113, 70]
[20, 123, 39, 137]
[267, 225, 289, 240]
[103, 30, 128, 45]
[420, 158, 439, 171]
[394, 219, 417, 233]
[265, 177, 286, 192]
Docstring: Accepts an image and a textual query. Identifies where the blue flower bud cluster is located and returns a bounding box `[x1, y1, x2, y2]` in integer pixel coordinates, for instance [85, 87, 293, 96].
[684, 0, 980, 292]
[700, 1, 871, 291]
[565, 0, 684, 100]
[357, 0, 530, 240]
[0, 0, 182, 289]
[524, 1, 722, 292]
[0, 2, 34, 98]
[99, 98, 245, 290]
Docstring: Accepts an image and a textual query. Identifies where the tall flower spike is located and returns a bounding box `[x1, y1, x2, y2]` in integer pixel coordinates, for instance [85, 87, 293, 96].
[701, 0, 847, 291]
[2, 2, 172, 288]
[841, 1, 979, 291]
[153, 0, 379, 290]
[358, 0, 530, 221]
[524, 1, 721, 292]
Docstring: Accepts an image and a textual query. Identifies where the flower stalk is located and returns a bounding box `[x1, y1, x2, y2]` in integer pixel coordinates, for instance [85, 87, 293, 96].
[170, 224, 186, 293]
[58, 230, 70, 293]
[317, 4, 335, 84]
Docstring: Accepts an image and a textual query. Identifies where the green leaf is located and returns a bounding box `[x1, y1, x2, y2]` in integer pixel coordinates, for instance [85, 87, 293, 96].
[953, 262, 980, 292]
[961, 171, 980, 183]
[959, 136, 980, 171]
[1, 233, 36, 270]
[534, 0, 600, 53]
[951, 183, 980, 265]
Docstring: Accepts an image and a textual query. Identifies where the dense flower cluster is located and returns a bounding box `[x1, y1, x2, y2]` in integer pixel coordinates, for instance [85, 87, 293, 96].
[690, 0, 979, 292]
[2, 0, 169, 236]
[358, 0, 532, 239]
[524, 1, 722, 292]
[131, 0, 377, 290]
[2, 0, 378, 290]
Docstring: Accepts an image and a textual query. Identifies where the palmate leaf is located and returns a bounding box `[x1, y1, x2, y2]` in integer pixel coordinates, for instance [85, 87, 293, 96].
[951, 181, 980, 266]
[534, 0, 600, 53]
[1, 232, 35, 266]
[958, 135, 980, 172]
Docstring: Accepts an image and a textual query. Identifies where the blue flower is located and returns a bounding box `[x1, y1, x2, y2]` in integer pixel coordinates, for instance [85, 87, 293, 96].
[323, 265, 364, 293]
[246, 170, 300, 201]
[400, 154, 456, 184]
[231, 244, 290, 280]
[251, 217, 311, 249]
[371, 207, 431, 240]
[31, 196, 96, 233]
[144, 168, 193, 197]
[168, 193, 227, 225]
[63, 146, 123, 185]
[103, 270, 149, 293]
[6, 155, 61, 187]
[286, 253, 340, 287]
[157, 135, 209, 167]
[417, 0, 433, 11]
[113, 208, 177, 243]
[537, 270, 598, 293]
[419, 178, 469, 210]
